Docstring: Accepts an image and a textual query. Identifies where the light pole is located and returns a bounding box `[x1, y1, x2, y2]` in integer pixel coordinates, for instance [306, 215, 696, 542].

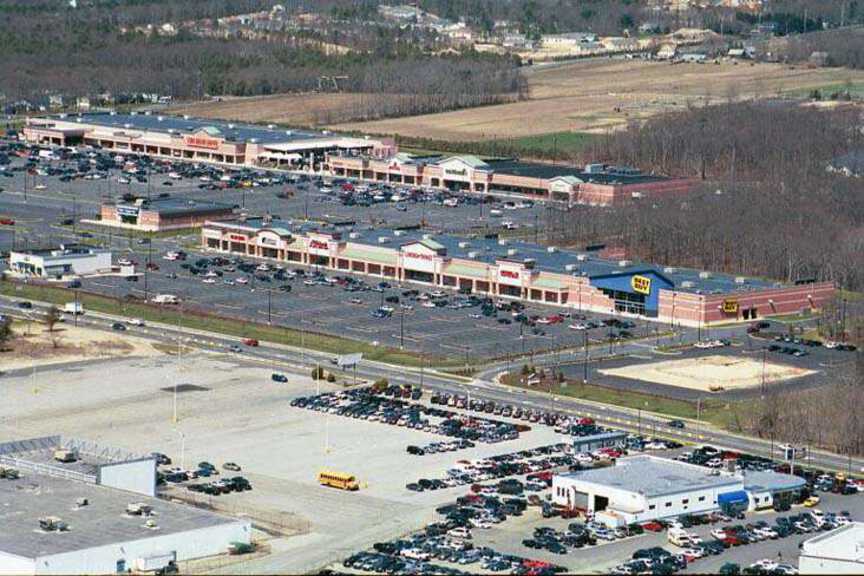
[267, 289, 272, 325]
[175, 429, 186, 470]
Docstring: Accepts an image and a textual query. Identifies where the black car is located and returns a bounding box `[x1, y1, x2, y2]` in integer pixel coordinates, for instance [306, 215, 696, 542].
[668, 420, 686, 429]
[111, 322, 127, 331]
[17, 301, 32, 309]
[271, 373, 288, 383]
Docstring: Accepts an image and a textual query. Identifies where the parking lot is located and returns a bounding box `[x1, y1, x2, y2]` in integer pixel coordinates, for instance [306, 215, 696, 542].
[0, 139, 659, 360]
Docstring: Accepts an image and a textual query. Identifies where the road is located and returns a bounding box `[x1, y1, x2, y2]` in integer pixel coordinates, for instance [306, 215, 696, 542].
[2, 297, 861, 477]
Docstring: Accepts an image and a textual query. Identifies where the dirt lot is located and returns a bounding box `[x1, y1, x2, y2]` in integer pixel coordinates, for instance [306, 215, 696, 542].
[598, 354, 816, 393]
[168, 93, 411, 127]
[0, 320, 160, 371]
[335, 59, 864, 140]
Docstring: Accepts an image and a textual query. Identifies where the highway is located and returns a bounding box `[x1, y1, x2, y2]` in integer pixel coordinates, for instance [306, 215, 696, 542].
[2, 296, 860, 477]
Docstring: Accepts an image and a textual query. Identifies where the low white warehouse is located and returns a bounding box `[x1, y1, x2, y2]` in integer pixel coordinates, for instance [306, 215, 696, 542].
[0, 471, 251, 575]
[552, 455, 745, 526]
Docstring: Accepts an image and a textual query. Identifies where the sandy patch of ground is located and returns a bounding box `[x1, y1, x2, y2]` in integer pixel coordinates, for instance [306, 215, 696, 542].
[598, 354, 816, 392]
[0, 321, 162, 372]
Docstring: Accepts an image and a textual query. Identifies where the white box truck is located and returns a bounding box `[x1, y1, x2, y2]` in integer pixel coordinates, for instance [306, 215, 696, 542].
[62, 302, 84, 315]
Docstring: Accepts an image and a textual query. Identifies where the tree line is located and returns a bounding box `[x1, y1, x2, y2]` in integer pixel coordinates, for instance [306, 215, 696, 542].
[0, 0, 526, 121]
[545, 101, 864, 291]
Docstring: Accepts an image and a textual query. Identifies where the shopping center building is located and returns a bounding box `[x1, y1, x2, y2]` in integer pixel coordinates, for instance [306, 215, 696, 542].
[326, 153, 698, 205]
[200, 217, 835, 326]
[23, 112, 394, 170]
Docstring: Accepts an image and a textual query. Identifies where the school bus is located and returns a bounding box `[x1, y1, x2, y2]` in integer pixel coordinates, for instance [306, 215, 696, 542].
[318, 470, 359, 491]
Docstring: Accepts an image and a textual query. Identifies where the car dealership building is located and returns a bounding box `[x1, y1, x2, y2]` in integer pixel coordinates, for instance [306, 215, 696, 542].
[200, 218, 835, 327]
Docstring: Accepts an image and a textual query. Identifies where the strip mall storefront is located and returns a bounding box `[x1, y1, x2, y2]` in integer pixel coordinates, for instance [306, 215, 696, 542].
[201, 220, 834, 326]
[326, 155, 698, 206]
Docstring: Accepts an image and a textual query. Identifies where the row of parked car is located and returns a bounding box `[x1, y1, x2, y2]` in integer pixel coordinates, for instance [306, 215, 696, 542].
[407, 443, 589, 492]
[290, 386, 523, 444]
[407, 440, 476, 456]
[342, 491, 565, 575]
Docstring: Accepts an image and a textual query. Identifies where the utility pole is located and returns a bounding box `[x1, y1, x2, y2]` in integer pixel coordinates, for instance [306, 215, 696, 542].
[582, 330, 588, 383]
[267, 289, 272, 324]
[400, 307, 405, 349]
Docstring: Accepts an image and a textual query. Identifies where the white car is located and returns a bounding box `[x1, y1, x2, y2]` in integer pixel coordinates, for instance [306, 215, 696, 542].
[202, 277, 216, 284]
[236, 277, 249, 285]
[751, 560, 779, 571]
[573, 452, 595, 465]
[710, 528, 728, 540]
[117, 258, 133, 266]
[569, 323, 589, 331]
[127, 318, 145, 327]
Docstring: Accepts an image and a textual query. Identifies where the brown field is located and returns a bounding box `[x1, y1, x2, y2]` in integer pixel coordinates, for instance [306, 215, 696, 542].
[336, 59, 864, 140]
[168, 58, 864, 141]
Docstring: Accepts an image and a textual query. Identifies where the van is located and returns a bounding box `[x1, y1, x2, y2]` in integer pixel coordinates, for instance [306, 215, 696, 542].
[668, 529, 694, 547]
[152, 294, 179, 304]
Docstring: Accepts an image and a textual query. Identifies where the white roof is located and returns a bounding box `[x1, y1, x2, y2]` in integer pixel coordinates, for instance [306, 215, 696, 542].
[802, 522, 864, 564]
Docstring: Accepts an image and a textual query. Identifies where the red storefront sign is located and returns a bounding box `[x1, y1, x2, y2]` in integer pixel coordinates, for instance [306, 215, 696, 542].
[229, 234, 247, 242]
[183, 135, 221, 150]
[404, 252, 434, 261]
[309, 240, 329, 250]
[500, 270, 520, 279]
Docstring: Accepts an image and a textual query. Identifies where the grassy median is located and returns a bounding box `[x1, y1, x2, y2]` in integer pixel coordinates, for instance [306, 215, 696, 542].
[500, 371, 750, 431]
[0, 279, 459, 368]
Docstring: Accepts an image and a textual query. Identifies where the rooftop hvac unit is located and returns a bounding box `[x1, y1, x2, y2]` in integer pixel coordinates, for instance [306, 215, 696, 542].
[123, 123, 133, 129]
[458, 241, 470, 248]
[228, 124, 235, 129]
[59, 113, 67, 119]
[109, 111, 117, 115]
[565, 264, 577, 272]
[577, 254, 588, 262]
[75, 118, 82, 123]
[167, 129, 175, 134]
[618, 260, 632, 267]
[584, 163, 606, 174]
[422, 234, 432, 240]
[348, 232, 360, 239]
[467, 251, 479, 258]
[735, 276, 746, 284]
[393, 230, 404, 237]
[377, 237, 390, 244]
[249, 138, 258, 143]
[267, 124, 276, 129]
[157, 116, 164, 122]
[681, 281, 694, 288]
[130, 111, 138, 116]
[699, 271, 712, 279]
[523, 259, 536, 269]
[39, 517, 68, 532]
[507, 248, 518, 256]
[664, 267, 677, 273]
[126, 503, 153, 516]
[144, 111, 151, 116]
[183, 115, 190, 120]
[547, 246, 558, 253]
[498, 239, 509, 246]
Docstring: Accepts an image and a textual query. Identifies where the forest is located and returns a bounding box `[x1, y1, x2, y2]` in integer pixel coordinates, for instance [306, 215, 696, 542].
[546, 101, 864, 292]
[0, 0, 525, 118]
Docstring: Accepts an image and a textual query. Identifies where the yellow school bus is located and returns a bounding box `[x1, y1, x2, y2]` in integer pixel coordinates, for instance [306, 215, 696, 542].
[318, 470, 359, 491]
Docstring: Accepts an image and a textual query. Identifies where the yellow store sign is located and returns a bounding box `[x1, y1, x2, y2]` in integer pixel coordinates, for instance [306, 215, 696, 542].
[722, 299, 739, 314]
[631, 275, 651, 295]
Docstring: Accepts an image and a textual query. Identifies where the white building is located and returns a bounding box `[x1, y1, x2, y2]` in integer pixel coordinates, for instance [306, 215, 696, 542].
[799, 522, 864, 574]
[552, 455, 744, 526]
[0, 437, 251, 575]
[9, 245, 112, 279]
[553, 455, 805, 527]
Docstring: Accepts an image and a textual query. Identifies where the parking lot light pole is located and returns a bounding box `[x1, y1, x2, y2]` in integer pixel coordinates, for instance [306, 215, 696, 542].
[399, 308, 405, 349]
[582, 330, 588, 384]
[267, 289, 272, 325]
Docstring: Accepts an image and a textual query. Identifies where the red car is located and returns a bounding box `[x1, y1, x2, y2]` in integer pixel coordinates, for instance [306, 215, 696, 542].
[641, 521, 664, 532]
[242, 338, 259, 347]
[0, 218, 14, 226]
